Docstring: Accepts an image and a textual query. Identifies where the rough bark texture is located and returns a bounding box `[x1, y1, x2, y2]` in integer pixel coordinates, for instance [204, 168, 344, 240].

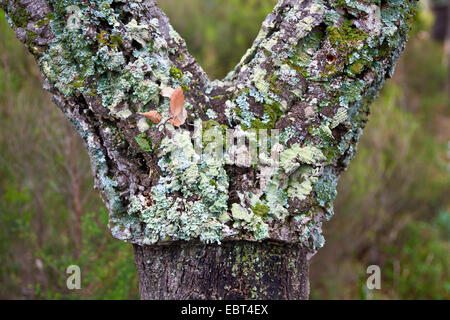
[1, 0, 417, 299]
[134, 241, 309, 300]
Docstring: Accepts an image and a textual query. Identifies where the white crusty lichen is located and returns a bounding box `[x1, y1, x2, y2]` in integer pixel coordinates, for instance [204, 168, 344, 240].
[242, 143, 327, 222]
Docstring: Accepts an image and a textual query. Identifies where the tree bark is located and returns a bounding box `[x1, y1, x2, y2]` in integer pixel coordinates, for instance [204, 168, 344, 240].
[133, 241, 309, 300]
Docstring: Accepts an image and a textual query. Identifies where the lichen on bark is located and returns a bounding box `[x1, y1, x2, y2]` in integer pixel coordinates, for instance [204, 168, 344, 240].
[1, 0, 417, 254]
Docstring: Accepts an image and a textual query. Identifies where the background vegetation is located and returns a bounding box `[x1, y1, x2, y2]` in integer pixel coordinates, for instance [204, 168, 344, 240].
[0, 0, 448, 299]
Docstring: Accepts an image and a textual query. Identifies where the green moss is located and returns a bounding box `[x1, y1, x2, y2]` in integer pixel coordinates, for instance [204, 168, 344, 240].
[320, 63, 339, 78]
[323, 145, 341, 163]
[97, 31, 109, 47]
[248, 100, 283, 130]
[96, 31, 122, 50]
[110, 35, 123, 50]
[169, 65, 190, 93]
[88, 88, 97, 97]
[263, 101, 283, 127]
[287, 31, 324, 79]
[169, 65, 190, 91]
[11, 0, 417, 249]
[46, 13, 55, 20]
[286, 60, 308, 78]
[9, 7, 30, 28]
[327, 19, 368, 53]
[72, 78, 84, 88]
[251, 203, 269, 220]
[176, 53, 186, 62]
[332, 0, 348, 8]
[25, 30, 37, 39]
[35, 14, 54, 28]
[36, 20, 46, 28]
[169, 66, 183, 80]
[25, 30, 38, 49]
[348, 60, 365, 75]
[135, 133, 152, 152]
[250, 118, 267, 130]
[269, 74, 283, 95]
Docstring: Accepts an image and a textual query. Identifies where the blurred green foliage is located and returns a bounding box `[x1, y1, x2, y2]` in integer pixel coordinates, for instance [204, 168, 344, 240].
[0, 0, 448, 299]
[159, 0, 277, 80]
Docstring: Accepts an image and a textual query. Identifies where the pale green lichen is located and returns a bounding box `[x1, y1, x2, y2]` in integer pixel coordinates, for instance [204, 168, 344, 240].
[280, 144, 326, 173]
[137, 117, 151, 133]
[125, 19, 151, 47]
[131, 129, 229, 244]
[252, 66, 269, 94]
[287, 172, 318, 202]
[231, 203, 269, 241]
[232, 203, 252, 222]
[331, 107, 348, 129]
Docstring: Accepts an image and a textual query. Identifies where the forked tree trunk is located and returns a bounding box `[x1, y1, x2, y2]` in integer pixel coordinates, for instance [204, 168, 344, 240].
[1, 0, 417, 300]
[133, 241, 309, 300]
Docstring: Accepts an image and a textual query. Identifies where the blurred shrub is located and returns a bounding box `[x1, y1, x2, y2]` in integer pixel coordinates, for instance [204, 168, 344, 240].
[381, 211, 449, 299]
[31, 209, 138, 299]
[159, 0, 276, 79]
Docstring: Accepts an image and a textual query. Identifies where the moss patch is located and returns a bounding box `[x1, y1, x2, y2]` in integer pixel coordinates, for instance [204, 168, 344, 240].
[327, 19, 368, 54]
[135, 133, 152, 152]
[9, 7, 30, 28]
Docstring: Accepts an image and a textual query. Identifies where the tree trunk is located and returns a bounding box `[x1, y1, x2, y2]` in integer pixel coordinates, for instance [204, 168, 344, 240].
[133, 241, 309, 300]
[1, 0, 417, 300]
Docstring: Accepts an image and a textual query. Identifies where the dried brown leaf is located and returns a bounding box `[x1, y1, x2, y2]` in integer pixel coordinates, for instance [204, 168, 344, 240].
[169, 87, 186, 127]
[169, 117, 181, 127]
[142, 110, 162, 124]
